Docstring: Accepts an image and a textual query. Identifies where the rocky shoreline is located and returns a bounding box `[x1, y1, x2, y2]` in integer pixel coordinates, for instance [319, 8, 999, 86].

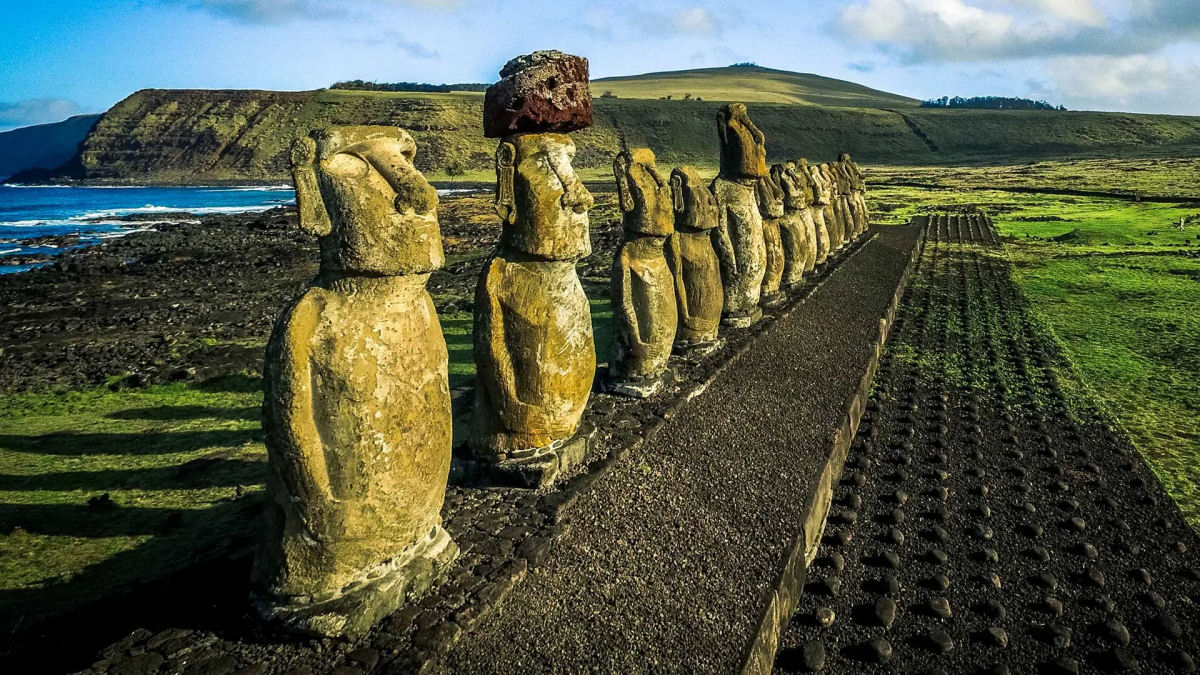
[0, 189, 621, 393]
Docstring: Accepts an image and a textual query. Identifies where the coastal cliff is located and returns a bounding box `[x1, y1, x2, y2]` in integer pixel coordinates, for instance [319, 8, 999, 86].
[16, 85, 1200, 185]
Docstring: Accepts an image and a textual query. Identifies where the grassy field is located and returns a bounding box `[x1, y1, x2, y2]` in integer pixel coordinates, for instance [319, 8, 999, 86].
[593, 65, 919, 107]
[871, 174, 1200, 527]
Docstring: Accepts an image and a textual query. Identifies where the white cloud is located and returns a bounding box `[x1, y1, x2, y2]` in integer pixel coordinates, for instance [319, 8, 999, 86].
[1011, 0, 1105, 27]
[673, 8, 715, 35]
[0, 98, 86, 128]
[1034, 54, 1200, 113]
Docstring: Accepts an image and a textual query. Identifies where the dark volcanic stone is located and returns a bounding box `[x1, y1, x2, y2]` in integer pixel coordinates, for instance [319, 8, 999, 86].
[874, 597, 898, 627]
[801, 640, 826, 672]
[483, 51, 592, 137]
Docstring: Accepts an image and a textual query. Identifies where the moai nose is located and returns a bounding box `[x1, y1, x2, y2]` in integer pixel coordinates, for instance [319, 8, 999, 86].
[565, 181, 593, 214]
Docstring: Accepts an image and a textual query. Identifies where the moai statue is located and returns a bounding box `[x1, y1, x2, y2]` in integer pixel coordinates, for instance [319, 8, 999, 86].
[841, 153, 869, 236]
[818, 163, 844, 250]
[771, 162, 814, 287]
[785, 162, 819, 272]
[757, 173, 786, 305]
[666, 166, 723, 352]
[472, 51, 597, 487]
[800, 158, 831, 265]
[608, 148, 678, 397]
[253, 126, 456, 638]
[711, 103, 768, 328]
[833, 159, 857, 242]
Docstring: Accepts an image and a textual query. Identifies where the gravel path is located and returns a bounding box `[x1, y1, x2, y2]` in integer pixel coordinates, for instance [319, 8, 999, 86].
[773, 215, 1200, 674]
[441, 225, 924, 673]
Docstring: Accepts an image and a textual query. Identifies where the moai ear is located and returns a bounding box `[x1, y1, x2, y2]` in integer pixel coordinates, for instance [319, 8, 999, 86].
[613, 152, 634, 213]
[670, 171, 685, 214]
[290, 136, 332, 237]
[494, 141, 517, 225]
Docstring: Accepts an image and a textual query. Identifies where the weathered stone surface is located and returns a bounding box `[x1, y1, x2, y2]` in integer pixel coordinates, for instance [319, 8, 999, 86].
[483, 51, 592, 138]
[819, 164, 846, 249]
[472, 132, 596, 457]
[841, 153, 869, 236]
[609, 148, 678, 392]
[758, 174, 786, 303]
[667, 166, 723, 347]
[717, 102, 768, 179]
[713, 103, 768, 326]
[802, 160, 832, 263]
[255, 126, 456, 637]
[772, 162, 816, 286]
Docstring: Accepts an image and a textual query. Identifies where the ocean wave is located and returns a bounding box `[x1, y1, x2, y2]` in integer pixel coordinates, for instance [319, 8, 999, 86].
[68, 203, 289, 220]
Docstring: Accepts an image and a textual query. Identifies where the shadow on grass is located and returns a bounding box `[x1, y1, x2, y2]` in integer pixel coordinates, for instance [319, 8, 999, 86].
[0, 429, 261, 456]
[0, 497, 269, 673]
[106, 405, 261, 422]
[0, 456, 264, 492]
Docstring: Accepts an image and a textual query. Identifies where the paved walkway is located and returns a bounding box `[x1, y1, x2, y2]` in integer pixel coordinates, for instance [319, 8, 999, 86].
[441, 225, 924, 673]
[774, 215, 1200, 674]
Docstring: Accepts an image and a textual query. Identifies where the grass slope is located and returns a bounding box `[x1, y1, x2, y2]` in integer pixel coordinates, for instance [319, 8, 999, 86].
[593, 65, 920, 107]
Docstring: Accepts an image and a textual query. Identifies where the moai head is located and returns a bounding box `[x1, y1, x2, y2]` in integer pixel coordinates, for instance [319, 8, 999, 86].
[717, 103, 768, 179]
[613, 147, 673, 237]
[670, 166, 719, 233]
[292, 126, 443, 276]
[839, 153, 853, 165]
[771, 163, 804, 211]
[494, 132, 593, 261]
[756, 173, 785, 220]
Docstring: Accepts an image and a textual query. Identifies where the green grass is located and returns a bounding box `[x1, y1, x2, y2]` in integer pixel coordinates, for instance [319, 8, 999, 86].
[593, 65, 920, 107]
[0, 376, 266, 626]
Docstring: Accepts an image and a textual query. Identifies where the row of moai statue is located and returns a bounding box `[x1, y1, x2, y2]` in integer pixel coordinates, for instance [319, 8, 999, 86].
[250, 51, 870, 637]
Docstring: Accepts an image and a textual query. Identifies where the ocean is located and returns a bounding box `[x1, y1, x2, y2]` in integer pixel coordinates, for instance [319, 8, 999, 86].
[0, 184, 296, 274]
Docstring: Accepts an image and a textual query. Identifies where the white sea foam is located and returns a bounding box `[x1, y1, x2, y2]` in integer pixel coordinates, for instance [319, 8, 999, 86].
[0, 248, 19, 255]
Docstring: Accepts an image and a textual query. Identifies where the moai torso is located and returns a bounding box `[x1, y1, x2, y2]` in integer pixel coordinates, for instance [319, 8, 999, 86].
[818, 164, 844, 248]
[609, 148, 677, 385]
[772, 162, 813, 285]
[667, 166, 723, 346]
[800, 159, 831, 265]
[472, 133, 596, 456]
[841, 154, 869, 235]
[758, 174, 786, 299]
[254, 127, 455, 637]
[712, 103, 769, 324]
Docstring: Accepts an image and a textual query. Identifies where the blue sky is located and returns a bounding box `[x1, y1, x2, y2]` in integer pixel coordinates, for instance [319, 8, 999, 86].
[2, 0, 1199, 131]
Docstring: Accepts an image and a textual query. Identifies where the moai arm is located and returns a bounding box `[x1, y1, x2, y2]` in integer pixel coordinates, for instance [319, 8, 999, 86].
[264, 295, 335, 506]
[475, 257, 538, 429]
[667, 172, 692, 326]
[711, 185, 738, 279]
[614, 247, 644, 353]
[612, 153, 644, 350]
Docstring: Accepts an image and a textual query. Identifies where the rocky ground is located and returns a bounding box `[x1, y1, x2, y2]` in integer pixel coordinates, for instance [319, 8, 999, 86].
[0, 187, 623, 393]
[774, 216, 1200, 674]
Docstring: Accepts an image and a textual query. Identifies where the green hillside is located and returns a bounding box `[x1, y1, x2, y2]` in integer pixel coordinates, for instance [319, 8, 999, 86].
[13, 66, 1200, 185]
[593, 65, 920, 108]
[0, 114, 100, 179]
